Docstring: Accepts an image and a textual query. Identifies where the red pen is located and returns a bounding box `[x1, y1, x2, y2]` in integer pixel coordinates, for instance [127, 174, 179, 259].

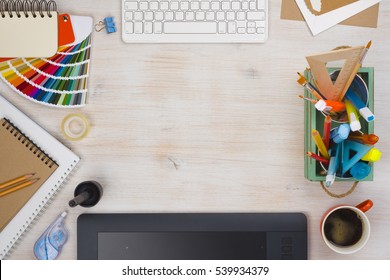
[323, 115, 332, 149]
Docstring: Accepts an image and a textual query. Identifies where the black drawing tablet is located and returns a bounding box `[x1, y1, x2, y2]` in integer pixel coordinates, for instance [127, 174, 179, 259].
[77, 213, 307, 260]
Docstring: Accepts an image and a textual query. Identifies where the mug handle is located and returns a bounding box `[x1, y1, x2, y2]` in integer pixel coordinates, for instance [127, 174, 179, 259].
[356, 199, 374, 213]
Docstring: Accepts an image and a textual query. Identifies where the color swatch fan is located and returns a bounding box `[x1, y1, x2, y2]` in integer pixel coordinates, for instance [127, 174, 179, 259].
[0, 16, 93, 107]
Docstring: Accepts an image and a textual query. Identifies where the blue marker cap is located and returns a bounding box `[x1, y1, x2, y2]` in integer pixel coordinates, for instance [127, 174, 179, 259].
[350, 162, 371, 180]
[330, 124, 351, 144]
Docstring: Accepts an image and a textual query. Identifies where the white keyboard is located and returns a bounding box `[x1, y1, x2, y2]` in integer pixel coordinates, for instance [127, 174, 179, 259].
[122, 0, 268, 43]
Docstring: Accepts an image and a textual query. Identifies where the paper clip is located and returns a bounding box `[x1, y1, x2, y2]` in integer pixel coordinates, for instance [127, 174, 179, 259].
[95, 17, 117, 33]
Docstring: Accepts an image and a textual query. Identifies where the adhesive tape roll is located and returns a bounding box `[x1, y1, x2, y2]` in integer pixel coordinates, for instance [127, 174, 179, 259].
[61, 114, 90, 141]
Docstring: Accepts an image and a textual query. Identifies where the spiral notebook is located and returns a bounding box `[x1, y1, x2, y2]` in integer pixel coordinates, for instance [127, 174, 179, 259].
[0, 94, 79, 259]
[0, 0, 58, 57]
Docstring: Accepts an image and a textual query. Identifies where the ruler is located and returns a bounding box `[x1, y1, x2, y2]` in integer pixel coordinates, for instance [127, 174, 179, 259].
[306, 46, 365, 101]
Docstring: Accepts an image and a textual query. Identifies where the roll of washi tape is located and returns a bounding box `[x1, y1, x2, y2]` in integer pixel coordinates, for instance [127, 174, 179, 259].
[61, 113, 90, 141]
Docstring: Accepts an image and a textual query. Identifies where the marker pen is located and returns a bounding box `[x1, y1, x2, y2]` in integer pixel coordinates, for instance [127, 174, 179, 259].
[345, 88, 375, 122]
[345, 100, 361, 131]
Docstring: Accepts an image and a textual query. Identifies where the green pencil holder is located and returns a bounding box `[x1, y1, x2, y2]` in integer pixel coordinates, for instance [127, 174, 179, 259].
[303, 68, 375, 197]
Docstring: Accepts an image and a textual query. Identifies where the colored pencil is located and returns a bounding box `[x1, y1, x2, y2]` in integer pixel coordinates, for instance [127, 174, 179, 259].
[0, 178, 40, 198]
[0, 173, 35, 190]
[311, 129, 330, 159]
[306, 152, 330, 165]
[323, 115, 332, 150]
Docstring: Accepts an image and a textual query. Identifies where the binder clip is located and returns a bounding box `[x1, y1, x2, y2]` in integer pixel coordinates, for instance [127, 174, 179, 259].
[95, 17, 117, 34]
[69, 181, 103, 208]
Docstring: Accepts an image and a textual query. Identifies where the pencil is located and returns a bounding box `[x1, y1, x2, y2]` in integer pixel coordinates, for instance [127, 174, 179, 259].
[311, 129, 330, 159]
[323, 115, 332, 150]
[0, 173, 36, 191]
[0, 178, 40, 198]
[306, 152, 330, 165]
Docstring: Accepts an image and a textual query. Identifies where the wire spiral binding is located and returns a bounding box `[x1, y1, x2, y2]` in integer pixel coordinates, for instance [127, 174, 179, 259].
[1, 118, 56, 168]
[0, 0, 57, 19]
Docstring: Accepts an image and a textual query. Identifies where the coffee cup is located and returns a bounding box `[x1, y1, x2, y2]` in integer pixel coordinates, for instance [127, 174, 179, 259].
[321, 199, 373, 254]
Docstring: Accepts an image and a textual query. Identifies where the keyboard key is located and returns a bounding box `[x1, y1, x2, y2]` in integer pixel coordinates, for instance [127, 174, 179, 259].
[144, 22, 153, 34]
[139, 1, 148, 10]
[237, 27, 246, 34]
[144, 12, 154, 21]
[206, 12, 215, 20]
[247, 11, 265, 20]
[218, 22, 227, 33]
[154, 22, 162, 33]
[160, 2, 169, 10]
[150, 1, 158, 10]
[134, 11, 143, 20]
[155, 11, 164, 20]
[181, 1, 189, 10]
[125, 1, 138, 11]
[228, 22, 236, 33]
[125, 22, 134, 33]
[175, 11, 184, 20]
[164, 22, 217, 34]
[134, 22, 143, 34]
[165, 11, 174, 20]
[124, 12, 133, 21]
[171, 1, 179, 10]
[232, 2, 241, 11]
[196, 12, 206, 21]
[201, 1, 210, 10]
[258, 0, 266, 10]
[185, 11, 195, 20]
[211, 1, 220, 10]
[190, 2, 200, 10]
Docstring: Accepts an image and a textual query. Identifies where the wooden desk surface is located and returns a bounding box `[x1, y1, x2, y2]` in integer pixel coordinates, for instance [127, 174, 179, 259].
[2, 0, 390, 260]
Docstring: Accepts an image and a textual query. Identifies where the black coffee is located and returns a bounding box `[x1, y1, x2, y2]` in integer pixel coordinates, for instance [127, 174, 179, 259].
[324, 208, 363, 246]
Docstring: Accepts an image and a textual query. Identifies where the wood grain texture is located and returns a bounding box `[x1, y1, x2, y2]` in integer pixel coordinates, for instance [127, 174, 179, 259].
[2, 0, 390, 260]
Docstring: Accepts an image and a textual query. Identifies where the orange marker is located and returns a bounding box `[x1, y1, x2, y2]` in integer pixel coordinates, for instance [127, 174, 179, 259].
[349, 132, 379, 145]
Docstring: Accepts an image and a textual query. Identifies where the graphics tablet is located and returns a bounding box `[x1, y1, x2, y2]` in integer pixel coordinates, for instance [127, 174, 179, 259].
[77, 213, 307, 260]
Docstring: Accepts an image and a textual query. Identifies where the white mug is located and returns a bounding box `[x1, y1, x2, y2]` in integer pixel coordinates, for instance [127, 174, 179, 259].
[321, 199, 373, 254]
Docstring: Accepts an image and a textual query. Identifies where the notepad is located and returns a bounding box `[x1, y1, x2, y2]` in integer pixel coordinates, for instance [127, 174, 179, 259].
[0, 119, 58, 231]
[0, 12, 58, 58]
[0, 94, 80, 259]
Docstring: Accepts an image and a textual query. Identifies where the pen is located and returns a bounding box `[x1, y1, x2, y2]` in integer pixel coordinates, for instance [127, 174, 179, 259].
[297, 72, 326, 100]
[323, 115, 332, 149]
[0, 173, 36, 190]
[311, 129, 329, 159]
[338, 40, 372, 101]
[0, 178, 40, 197]
[306, 151, 330, 165]
[345, 88, 375, 122]
[345, 100, 361, 131]
[298, 95, 345, 113]
[326, 144, 341, 188]
[348, 132, 379, 145]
